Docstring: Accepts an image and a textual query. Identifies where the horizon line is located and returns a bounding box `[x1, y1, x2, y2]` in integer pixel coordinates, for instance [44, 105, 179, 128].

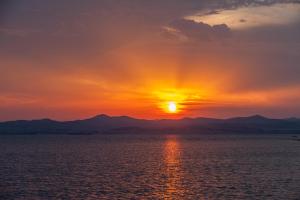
[0, 114, 298, 123]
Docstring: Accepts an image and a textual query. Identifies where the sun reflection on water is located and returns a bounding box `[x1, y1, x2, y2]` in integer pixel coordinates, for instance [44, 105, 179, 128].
[163, 135, 184, 199]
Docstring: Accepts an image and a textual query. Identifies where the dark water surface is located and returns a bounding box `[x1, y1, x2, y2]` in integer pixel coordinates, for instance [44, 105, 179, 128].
[0, 134, 299, 199]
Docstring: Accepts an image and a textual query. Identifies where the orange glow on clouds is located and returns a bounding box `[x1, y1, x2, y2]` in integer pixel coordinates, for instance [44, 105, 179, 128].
[1, 1, 300, 120]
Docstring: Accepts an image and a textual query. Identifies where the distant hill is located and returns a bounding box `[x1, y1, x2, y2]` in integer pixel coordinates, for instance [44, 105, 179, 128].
[0, 114, 300, 135]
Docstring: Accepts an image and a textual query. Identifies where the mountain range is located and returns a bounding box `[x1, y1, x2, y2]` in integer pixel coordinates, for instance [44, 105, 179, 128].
[0, 114, 300, 135]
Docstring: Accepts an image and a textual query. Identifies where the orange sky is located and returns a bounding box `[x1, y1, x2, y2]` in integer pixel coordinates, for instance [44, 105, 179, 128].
[1, 1, 300, 120]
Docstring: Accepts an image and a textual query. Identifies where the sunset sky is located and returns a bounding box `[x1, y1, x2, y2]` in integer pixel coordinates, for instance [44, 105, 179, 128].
[1, 0, 300, 120]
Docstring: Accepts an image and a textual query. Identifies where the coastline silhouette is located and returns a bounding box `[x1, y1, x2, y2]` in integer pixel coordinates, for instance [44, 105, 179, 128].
[1, 114, 299, 135]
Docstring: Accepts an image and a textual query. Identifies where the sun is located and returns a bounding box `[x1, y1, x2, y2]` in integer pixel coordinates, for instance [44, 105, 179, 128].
[167, 101, 177, 113]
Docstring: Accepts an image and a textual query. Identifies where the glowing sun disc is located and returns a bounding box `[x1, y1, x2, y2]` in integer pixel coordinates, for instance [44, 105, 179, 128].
[168, 102, 177, 113]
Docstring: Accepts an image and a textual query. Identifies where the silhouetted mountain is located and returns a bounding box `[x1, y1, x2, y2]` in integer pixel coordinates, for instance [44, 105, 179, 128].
[226, 115, 271, 123]
[284, 117, 300, 122]
[0, 114, 300, 135]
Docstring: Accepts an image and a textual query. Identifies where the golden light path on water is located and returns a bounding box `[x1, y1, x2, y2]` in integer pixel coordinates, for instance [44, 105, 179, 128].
[163, 135, 184, 199]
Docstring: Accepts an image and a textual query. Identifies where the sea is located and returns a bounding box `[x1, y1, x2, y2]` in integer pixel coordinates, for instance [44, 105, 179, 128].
[0, 134, 299, 199]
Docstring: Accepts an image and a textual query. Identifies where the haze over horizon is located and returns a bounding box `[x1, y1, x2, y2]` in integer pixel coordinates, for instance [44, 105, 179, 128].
[1, 0, 300, 121]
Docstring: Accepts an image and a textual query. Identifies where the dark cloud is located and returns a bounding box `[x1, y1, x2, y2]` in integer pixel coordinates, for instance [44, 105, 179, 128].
[1, 0, 294, 60]
[237, 22, 300, 43]
[213, 0, 300, 9]
[0, 0, 12, 24]
[203, 10, 220, 15]
[168, 19, 231, 41]
[0, 0, 212, 61]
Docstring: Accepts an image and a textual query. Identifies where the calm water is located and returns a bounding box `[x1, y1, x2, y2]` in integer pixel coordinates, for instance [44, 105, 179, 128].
[0, 134, 299, 200]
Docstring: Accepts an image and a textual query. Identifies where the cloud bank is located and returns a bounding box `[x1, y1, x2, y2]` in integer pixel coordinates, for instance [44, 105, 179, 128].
[0, 0, 300, 120]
